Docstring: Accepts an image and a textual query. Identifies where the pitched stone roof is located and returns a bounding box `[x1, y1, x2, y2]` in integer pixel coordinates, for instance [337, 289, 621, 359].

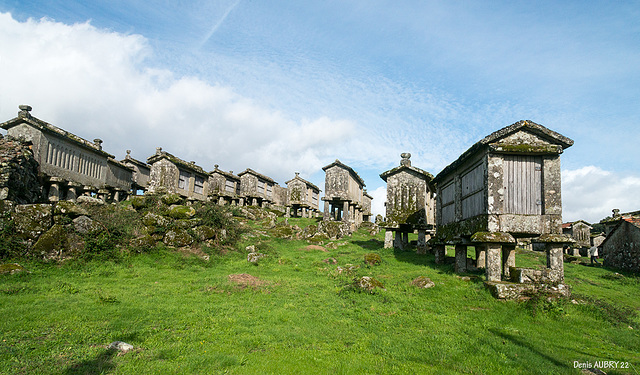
[380, 163, 434, 183]
[0, 105, 115, 158]
[322, 159, 365, 187]
[285, 173, 320, 192]
[237, 168, 275, 183]
[210, 165, 240, 181]
[146, 148, 208, 176]
[434, 120, 574, 183]
[122, 151, 150, 169]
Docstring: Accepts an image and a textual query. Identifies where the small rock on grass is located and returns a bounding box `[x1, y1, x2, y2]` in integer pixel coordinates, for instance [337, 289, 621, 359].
[108, 341, 134, 353]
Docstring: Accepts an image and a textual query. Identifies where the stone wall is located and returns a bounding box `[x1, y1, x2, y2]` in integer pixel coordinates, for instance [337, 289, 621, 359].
[0, 135, 43, 204]
[602, 221, 640, 272]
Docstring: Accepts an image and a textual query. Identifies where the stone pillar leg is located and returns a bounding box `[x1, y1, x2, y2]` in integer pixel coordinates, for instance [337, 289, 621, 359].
[286, 207, 291, 218]
[416, 230, 427, 254]
[384, 230, 393, 249]
[434, 244, 446, 264]
[239, 197, 245, 206]
[66, 183, 80, 202]
[502, 245, 516, 279]
[218, 196, 225, 205]
[48, 177, 63, 202]
[251, 197, 257, 206]
[484, 244, 503, 282]
[402, 232, 409, 249]
[231, 199, 237, 206]
[113, 190, 121, 202]
[98, 189, 109, 202]
[546, 244, 564, 282]
[475, 246, 486, 268]
[394, 231, 404, 250]
[455, 244, 467, 273]
[342, 201, 350, 223]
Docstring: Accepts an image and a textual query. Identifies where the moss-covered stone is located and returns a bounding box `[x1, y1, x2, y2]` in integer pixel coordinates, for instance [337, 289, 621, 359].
[130, 196, 149, 210]
[174, 218, 201, 229]
[433, 215, 489, 243]
[72, 215, 105, 235]
[364, 253, 382, 266]
[32, 224, 68, 259]
[491, 143, 561, 154]
[130, 234, 157, 250]
[167, 205, 196, 219]
[532, 233, 575, 243]
[161, 193, 183, 206]
[12, 203, 53, 240]
[193, 225, 216, 241]
[411, 276, 435, 289]
[163, 228, 194, 247]
[0, 263, 28, 274]
[54, 201, 89, 218]
[470, 231, 515, 243]
[355, 276, 385, 292]
[142, 212, 170, 227]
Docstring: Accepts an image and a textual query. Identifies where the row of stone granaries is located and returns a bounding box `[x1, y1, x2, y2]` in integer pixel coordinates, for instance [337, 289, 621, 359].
[0, 105, 373, 221]
[381, 118, 639, 282]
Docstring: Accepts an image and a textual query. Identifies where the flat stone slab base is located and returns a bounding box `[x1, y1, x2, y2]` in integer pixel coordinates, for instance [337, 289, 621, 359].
[484, 281, 571, 300]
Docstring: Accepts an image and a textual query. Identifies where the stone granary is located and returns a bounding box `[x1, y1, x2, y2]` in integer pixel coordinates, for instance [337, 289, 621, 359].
[562, 220, 592, 256]
[362, 190, 373, 223]
[146, 147, 209, 201]
[237, 168, 277, 207]
[601, 216, 640, 272]
[431, 120, 574, 289]
[208, 165, 241, 205]
[602, 209, 640, 236]
[0, 105, 132, 202]
[321, 159, 368, 231]
[285, 172, 321, 218]
[122, 150, 151, 195]
[380, 153, 436, 253]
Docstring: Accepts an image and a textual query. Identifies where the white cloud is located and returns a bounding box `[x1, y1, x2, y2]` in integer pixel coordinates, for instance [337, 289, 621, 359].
[0, 12, 356, 183]
[562, 166, 640, 223]
[368, 185, 387, 220]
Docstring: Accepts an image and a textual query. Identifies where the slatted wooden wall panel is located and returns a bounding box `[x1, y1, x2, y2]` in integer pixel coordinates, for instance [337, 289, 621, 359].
[504, 155, 542, 214]
[440, 182, 456, 224]
[461, 163, 485, 219]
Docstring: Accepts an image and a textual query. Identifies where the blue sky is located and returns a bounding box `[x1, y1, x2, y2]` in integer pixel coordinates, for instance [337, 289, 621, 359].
[1, 0, 639, 223]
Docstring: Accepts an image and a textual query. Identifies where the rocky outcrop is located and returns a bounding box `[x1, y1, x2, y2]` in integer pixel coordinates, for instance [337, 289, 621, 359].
[0, 136, 43, 204]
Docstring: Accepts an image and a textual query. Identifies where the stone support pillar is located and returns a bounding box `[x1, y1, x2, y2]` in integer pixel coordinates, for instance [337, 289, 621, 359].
[97, 189, 109, 202]
[402, 232, 409, 249]
[484, 244, 503, 282]
[475, 246, 486, 268]
[546, 244, 564, 280]
[66, 183, 81, 203]
[433, 244, 446, 264]
[239, 197, 245, 206]
[416, 229, 427, 254]
[342, 201, 350, 223]
[251, 197, 257, 206]
[384, 230, 393, 249]
[218, 196, 225, 205]
[302, 207, 307, 218]
[48, 177, 63, 202]
[455, 244, 467, 273]
[286, 207, 291, 218]
[394, 231, 404, 250]
[502, 245, 516, 279]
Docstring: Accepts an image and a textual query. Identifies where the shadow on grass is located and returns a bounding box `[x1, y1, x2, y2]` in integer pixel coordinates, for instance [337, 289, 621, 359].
[489, 328, 569, 370]
[63, 348, 117, 375]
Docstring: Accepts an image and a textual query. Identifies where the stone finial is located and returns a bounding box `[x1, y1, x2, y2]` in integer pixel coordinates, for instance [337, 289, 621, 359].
[214, 164, 219, 169]
[400, 152, 411, 167]
[229, 171, 233, 174]
[18, 105, 32, 118]
[94, 139, 103, 150]
[613, 209, 621, 218]
[190, 161, 196, 164]
[156, 147, 162, 154]
[295, 172, 300, 177]
[125, 150, 131, 159]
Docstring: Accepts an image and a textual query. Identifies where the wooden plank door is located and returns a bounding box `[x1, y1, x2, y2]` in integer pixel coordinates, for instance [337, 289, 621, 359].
[503, 155, 542, 214]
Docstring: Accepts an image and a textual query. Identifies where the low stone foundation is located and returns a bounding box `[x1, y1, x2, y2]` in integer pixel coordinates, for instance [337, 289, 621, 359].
[485, 281, 570, 300]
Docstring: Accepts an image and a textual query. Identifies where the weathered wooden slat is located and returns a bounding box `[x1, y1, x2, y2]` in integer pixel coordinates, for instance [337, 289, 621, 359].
[504, 155, 541, 214]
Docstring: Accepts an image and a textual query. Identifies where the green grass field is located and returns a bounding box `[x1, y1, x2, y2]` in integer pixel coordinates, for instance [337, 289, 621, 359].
[1, 217, 639, 374]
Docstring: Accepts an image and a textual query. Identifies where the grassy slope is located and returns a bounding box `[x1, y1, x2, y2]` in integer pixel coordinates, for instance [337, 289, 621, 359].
[1, 217, 639, 375]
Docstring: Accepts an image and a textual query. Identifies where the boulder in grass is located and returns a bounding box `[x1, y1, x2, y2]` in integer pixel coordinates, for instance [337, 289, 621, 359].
[411, 276, 435, 289]
[108, 341, 134, 353]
